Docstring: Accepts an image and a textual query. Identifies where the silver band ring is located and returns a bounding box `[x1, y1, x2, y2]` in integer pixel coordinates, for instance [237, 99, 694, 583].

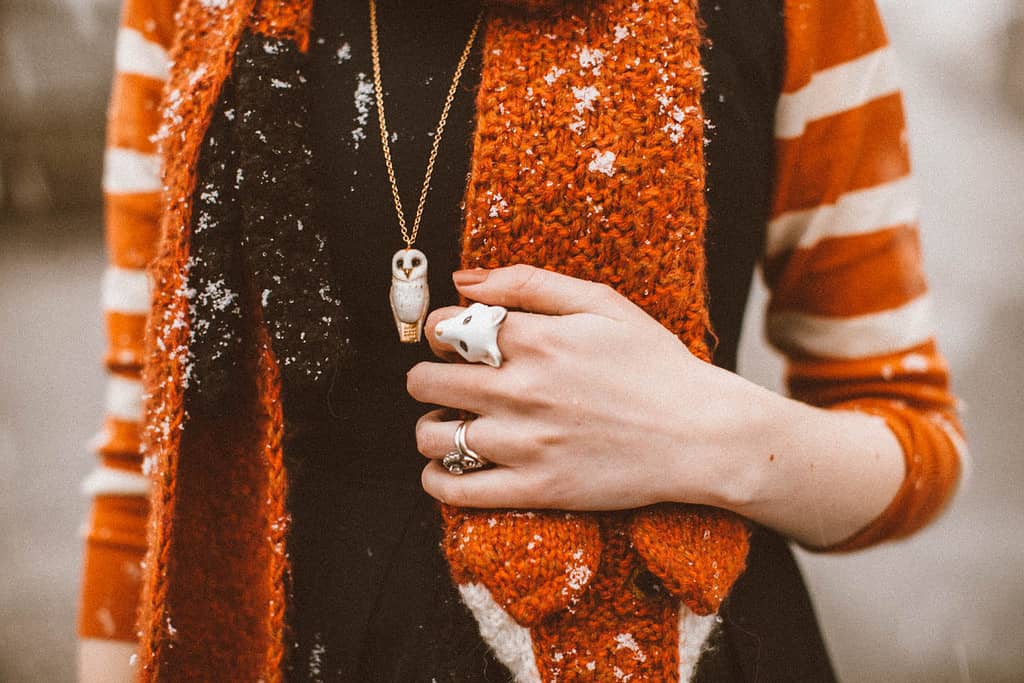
[442, 420, 490, 475]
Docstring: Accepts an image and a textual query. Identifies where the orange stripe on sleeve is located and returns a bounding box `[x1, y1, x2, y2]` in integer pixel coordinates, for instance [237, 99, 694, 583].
[104, 312, 147, 373]
[765, 224, 928, 317]
[784, 340, 964, 552]
[785, 339, 954, 407]
[107, 73, 164, 153]
[79, 496, 149, 641]
[802, 399, 963, 552]
[782, 0, 889, 93]
[773, 93, 910, 215]
[82, 0, 180, 644]
[105, 193, 162, 269]
[121, 0, 180, 48]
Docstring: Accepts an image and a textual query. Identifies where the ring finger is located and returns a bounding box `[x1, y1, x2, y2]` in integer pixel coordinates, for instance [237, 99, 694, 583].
[415, 409, 524, 467]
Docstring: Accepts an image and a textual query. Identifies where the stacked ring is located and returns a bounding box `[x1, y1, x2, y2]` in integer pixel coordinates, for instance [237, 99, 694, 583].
[442, 420, 490, 475]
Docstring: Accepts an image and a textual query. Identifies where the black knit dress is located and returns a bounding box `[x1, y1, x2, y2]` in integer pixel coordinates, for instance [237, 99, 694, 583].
[273, 1, 839, 680]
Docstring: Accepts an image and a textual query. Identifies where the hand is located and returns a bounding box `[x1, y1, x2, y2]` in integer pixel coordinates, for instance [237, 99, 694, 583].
[407, 264, 770, 511]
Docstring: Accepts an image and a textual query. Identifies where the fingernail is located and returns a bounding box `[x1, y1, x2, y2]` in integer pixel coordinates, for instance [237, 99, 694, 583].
[453, 269, 489, 286]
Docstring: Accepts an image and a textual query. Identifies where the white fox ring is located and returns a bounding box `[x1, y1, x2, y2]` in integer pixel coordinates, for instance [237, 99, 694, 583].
[434, 303, 508, 368]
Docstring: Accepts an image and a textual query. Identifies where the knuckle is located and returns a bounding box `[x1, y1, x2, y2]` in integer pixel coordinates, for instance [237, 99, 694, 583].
[416, 436, 430, 457]
[533, 321, 569, 354]
[494, 367, 531, 400]
[526, 470, 560, 508]
[511, 263, 541, 292]
[534, 425, 564, 450]
[592, 281, 619, 304]
[500, 369, 550, 411]
[510, 263, 536, 280]
[421, 467, 444, 501]
[504, 316, 541, 354]
[414, 414, 430, 446]
[442, 483, 471, 508]
[406, 363, 428, 399]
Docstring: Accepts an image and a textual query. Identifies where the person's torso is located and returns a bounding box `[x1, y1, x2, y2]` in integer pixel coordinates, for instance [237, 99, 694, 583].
[280, 3, 833, 681]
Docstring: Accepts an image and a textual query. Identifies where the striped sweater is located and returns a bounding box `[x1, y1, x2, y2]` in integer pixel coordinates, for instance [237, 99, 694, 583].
[80, 0, 966, 651]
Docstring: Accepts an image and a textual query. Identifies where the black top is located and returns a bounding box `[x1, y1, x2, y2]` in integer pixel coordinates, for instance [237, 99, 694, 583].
[275, 1, 838, 680]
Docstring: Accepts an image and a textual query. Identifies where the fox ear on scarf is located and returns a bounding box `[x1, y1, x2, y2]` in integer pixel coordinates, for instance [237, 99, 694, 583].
[139, 0, 750, 680]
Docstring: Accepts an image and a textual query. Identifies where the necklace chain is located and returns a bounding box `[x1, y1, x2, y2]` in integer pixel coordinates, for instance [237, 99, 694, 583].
[369, 0, 483, 249]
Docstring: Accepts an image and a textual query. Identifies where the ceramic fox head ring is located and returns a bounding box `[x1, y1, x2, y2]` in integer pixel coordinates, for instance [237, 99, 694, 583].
[435, 302, 509, 367]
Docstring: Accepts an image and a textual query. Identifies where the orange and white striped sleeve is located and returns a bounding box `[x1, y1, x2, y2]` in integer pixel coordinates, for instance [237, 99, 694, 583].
[78, 0, 178, 643]
[765, 0, 968, 552]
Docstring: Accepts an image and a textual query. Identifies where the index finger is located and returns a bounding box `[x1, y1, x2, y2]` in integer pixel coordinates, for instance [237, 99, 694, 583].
[453, 264, 638, 319]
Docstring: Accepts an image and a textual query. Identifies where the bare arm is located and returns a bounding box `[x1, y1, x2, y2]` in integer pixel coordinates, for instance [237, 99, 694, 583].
[409, 265, 962, 553]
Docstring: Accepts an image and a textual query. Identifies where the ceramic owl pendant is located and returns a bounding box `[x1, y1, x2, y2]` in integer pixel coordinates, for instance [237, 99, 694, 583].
[389, 248, 430, 343]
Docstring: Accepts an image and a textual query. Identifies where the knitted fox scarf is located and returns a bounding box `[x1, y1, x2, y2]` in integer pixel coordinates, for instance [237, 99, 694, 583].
[138, 0, 750, 680]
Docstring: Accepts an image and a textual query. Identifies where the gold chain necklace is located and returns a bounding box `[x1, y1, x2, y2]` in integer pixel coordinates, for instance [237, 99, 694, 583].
[371, 0, 484, 343]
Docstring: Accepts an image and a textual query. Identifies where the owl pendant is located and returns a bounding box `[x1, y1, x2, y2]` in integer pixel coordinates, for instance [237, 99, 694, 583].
[389, 248, 430, 343]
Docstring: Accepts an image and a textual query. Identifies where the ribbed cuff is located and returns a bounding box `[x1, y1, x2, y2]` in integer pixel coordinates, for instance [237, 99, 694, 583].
[800, 398, 962, 553]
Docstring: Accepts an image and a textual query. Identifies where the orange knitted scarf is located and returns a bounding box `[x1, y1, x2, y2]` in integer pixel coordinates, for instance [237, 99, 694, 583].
[138, 0, 749, 680]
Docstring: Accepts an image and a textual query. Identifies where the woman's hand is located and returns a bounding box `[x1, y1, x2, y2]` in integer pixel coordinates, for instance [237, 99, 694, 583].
[407, 264, 773, 511]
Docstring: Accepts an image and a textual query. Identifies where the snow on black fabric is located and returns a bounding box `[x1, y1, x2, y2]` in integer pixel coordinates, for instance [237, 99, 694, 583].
[185, 32, 354, 418]
[184, 83, 247, 416]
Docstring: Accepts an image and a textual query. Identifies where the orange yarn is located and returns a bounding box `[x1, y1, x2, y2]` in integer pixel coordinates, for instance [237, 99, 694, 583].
[137, 0, 298, 679]
[450, 0, 750, 677]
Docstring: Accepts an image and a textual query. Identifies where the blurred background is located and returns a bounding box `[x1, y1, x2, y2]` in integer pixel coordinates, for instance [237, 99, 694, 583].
[1, 0, 1022, 680]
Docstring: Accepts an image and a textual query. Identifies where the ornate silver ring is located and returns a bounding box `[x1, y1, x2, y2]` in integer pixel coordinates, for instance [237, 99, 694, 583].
[442, 420, 490, 475]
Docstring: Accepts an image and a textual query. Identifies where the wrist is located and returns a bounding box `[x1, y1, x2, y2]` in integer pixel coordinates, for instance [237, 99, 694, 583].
[665, 369, 781, 512]
[720, 387, 806, 516]
[711, 380, 784, 512]
[719, 390, 907, 548]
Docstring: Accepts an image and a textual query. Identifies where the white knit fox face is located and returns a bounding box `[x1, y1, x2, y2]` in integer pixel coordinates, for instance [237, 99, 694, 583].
[444, 506, 750, 682]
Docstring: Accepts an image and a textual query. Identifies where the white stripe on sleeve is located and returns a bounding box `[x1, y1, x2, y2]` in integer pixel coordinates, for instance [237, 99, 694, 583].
[765, 175, 918, 260]
[103, 148, 162, 194]
[766, 295, 933, 359]
[81, 466, 149, 497]
[115, 27, 170, 81]
[775, 46, 901, 140]
[106, 376, 145, 422]
[102, 266, 151, 315]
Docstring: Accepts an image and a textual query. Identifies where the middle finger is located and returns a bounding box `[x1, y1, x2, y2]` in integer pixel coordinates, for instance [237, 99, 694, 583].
[424, 305, 552, 363]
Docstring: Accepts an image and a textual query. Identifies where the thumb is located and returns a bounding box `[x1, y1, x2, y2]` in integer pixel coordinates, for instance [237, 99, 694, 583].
[453, 264, 638, 319]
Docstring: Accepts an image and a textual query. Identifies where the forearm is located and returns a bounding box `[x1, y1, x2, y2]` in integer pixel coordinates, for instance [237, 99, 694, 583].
[706, 386, 907, 549]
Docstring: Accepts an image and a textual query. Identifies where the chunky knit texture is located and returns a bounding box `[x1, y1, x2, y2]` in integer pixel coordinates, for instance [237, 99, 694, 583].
[79, 0, 968, 679]
[444, 2, 752, 677]
[137, 3, 306, 679]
